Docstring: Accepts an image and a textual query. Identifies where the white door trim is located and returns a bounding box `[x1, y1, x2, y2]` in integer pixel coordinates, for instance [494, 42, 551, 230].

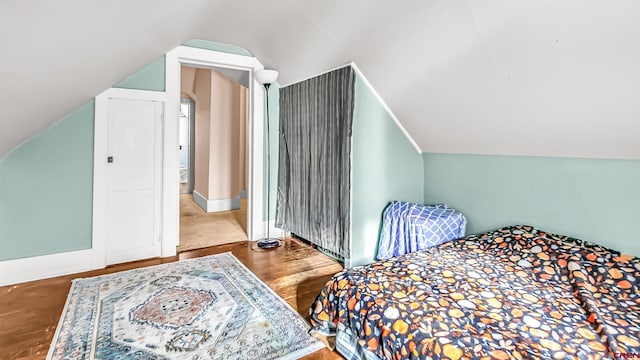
[165, 46, 266, 249]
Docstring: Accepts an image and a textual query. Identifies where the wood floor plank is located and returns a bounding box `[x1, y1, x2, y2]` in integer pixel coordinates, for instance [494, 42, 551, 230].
[0, 239, 345, 360]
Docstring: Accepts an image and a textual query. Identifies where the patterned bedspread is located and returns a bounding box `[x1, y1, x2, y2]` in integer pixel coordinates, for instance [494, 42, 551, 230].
[309, 226, 640, 359]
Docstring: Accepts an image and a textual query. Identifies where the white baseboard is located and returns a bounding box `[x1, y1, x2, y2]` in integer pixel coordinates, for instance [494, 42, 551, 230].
[240, 189, 247, 199]
[193, 191, 241, 212]
[0, 248, 100, 286]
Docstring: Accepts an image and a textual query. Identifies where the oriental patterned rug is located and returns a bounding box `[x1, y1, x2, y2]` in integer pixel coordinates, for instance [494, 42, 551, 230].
[47, 253, 323, 359]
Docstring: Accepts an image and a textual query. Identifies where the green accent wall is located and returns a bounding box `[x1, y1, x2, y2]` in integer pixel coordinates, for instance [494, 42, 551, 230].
[0, 101, 94, 260]
[114, 56, 166, 92]
[423, 153, 640, 257]
[182, 39, 253, 57]
[264, 84, 279, 220]
[350, 75, 424, 266]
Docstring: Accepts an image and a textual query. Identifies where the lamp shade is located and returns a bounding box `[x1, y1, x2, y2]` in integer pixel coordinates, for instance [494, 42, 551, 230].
[255, 69, 279, 84]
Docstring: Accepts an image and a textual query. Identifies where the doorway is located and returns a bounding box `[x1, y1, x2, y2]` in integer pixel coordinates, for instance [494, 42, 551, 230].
[93, 46, 268, 270]
[177, 66, 250, 252]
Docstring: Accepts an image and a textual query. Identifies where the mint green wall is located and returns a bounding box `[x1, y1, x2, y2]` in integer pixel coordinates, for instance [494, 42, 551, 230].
[0, 40, 259, 261]
[264, 84, 279, 220]
[350, 75, 424, 266]
[114, 56, 166, 91]
[423, 153, 640, 257]
[0, 101, 94, 260]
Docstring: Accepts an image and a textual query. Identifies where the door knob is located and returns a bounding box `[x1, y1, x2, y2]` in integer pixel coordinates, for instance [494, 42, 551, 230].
[107, 156, 114, 163]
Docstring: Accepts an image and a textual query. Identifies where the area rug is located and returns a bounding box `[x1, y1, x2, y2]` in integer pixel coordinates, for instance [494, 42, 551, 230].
[47, 253, 323, 359]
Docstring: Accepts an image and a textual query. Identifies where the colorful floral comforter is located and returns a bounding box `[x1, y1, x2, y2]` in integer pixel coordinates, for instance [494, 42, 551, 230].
[309, 226, 640, 359]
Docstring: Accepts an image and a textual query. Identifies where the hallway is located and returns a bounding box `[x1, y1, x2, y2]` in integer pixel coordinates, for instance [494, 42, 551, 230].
[178, 194, 248, 252]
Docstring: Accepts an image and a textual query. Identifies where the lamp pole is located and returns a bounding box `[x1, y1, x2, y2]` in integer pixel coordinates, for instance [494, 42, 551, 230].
[256, 70, 280, 249]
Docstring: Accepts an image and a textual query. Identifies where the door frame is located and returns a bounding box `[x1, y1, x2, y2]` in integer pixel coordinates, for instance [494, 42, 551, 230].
[166, 46, 266, 251]
[93, 46, 267, 268]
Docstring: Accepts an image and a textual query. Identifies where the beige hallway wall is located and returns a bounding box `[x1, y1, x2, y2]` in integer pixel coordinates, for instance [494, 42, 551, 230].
[180, 65, 248, 209]
[180, 67, 196, 100]
[193, 68, 212, 198]
[208, 71, 241, 200]
[238, 88, 249, 192]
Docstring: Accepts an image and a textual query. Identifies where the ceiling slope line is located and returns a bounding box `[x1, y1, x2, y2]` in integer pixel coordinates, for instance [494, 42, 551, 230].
[278, 62, 353, 88]
[279, 61, 422, 154]
[350, 62, 422, 154]
[282, 0, 350, 55]
[0, 99, 93, 162]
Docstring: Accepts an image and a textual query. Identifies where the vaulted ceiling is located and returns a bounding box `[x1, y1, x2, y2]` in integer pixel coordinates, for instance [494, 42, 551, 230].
[2, 0, 639, 159]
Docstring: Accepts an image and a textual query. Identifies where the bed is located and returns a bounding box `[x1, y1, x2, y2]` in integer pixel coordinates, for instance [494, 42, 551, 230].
[309, 225, 640, 359]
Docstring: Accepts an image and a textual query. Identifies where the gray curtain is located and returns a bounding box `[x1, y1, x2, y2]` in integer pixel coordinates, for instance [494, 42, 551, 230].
[276, 66, 355, 258]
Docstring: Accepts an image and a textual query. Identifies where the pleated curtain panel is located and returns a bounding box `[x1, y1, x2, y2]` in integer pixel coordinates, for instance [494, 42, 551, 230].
[276, 66, 355, 258]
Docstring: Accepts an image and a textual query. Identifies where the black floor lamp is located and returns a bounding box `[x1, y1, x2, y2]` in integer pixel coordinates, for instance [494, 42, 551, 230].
[255, 69, 281, 249]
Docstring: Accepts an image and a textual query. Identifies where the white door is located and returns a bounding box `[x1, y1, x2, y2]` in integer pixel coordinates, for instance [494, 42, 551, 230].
[106, 99, 163, 265]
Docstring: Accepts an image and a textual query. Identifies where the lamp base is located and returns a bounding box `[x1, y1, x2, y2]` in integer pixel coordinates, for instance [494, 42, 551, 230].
[257, 238, 280, 249]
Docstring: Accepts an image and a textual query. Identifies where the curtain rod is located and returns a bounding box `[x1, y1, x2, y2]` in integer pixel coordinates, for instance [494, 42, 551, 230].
[279, 62, 354, 88]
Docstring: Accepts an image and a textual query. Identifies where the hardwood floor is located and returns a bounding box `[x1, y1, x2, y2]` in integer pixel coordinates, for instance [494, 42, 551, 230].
[0, 239, 345, 360]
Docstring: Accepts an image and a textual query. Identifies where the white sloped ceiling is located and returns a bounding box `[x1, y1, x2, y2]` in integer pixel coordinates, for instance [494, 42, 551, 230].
[2, 0, 639, 159]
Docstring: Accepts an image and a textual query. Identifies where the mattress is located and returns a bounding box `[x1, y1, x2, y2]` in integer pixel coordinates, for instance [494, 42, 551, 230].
[309, 225, 640, 359]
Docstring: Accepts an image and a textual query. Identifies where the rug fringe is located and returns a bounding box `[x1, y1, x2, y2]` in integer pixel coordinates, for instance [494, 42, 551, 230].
[45, 280, 78, 360]
[225, 254, 311, 329]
